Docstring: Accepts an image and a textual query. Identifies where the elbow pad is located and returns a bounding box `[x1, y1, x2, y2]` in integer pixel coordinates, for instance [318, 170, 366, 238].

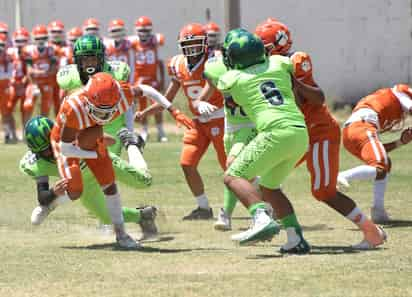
[139, 84, 172, 109]
[60, 141, 98, 159]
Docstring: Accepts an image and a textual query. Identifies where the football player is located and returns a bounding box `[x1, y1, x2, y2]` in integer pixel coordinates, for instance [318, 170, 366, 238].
[0, 33, 13, 143]
[23, 25, 58, 117]
[137, 23, 226, 220]
[82, 18, 100, 36]
[131, 16, 167, 142]
[338, 85, 412, 223]
[6, 27, 31, 141]
[105, 18, 136, 132]
[59, 27, 82, 67]
[45, 72, 191, 248]
[21, 116, 157, 240]
[217, 29, 312, 251]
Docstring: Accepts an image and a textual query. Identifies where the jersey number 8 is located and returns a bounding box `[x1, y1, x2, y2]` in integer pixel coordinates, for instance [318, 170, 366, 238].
[260, 81, 284, 106]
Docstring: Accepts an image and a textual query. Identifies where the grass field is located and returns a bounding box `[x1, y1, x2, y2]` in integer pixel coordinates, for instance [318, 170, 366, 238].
[1, 126, 412, 297]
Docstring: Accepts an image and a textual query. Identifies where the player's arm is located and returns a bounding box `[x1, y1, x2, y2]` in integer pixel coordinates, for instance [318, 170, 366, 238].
[137, 77, 181, 118]
[292, 74, 325, 105]
[383, 127, 412, 153]
[60, 126, 98, 159]
[36, 176, 69, 206]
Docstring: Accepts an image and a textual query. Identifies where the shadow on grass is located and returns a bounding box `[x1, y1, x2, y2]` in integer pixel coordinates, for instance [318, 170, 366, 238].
[236, 223, 333, 232]
[377, 219, 412, 228]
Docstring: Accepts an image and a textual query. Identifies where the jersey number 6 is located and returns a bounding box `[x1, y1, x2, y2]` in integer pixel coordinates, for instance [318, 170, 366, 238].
[260, 81, 284, 106]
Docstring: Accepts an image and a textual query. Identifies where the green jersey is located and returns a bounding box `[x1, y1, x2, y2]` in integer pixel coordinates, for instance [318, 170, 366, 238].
[57, 60, 130, 91]
[204, 56, 252, 126]
[217, 55, 305, 132]
[57, 60, 131, 156]
[19, 152, 59, 179]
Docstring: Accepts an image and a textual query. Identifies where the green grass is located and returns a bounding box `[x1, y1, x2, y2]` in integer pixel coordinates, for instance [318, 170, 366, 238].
[1, 128, 412, 297]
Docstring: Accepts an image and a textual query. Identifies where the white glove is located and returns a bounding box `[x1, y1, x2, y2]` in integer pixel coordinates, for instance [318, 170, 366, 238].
[197, 101, 218, 115]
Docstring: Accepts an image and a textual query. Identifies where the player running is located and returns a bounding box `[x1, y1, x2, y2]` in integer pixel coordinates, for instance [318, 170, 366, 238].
[254, 19, 386, 249]
[217, 29, 312, 253]
[21, 116, 157, 240]
[338, 85, 412, 223]
[0, 33, 13, 143]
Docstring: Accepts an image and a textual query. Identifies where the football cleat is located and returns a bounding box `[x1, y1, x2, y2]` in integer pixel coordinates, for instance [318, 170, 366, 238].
[117, 128, 145, 152]
[182, 207, 213, 220]
[231, 208, 280, 245]
[214, 208, 231, 231]
[31, 205, 52, 225]
[116, 233, 140, 249]
[280, 228, 310, 254]
[371, 207, 391, 224]
[158, 135, 168, 143]
[138, 206, 158, 241]
[353, 224, 387, 250]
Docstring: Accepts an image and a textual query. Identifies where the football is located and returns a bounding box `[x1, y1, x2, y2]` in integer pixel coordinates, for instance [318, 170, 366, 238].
[77, 125, 103, 150]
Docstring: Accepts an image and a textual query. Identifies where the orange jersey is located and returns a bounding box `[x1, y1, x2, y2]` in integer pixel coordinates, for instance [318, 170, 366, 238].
[22, 44, 57, 83]
[105, 39, 134, 82]
[59, 45, 74, 66]
[353, 84, 412, 132]
[130, 34, 164, 83]
[167, 52, 224, 117]
[0, 49, 12, 83]
[290, 51, 339, 141]
[7, 47, 26, 82]
[51, 83, 134, 141]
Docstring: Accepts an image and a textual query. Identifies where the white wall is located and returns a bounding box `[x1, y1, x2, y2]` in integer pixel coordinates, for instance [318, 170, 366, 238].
[0, 0, 411, 103]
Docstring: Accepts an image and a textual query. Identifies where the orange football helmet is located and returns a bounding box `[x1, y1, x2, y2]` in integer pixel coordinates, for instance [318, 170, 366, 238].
[84, 72, 121, 124]
[13, 27, 30, 47]
[135, 16, 153, 42]
[108, 18, 126, 40]
[178, 23, 207, 57]
[255, 20, 292, 56]
[32, 25, 49, 47]
[48, 20, 65, 43]
[0, 22, 8, 36]
[67, 27, 82, 44]
[204, 22, 221, 48]
[83, 18, 100, 36]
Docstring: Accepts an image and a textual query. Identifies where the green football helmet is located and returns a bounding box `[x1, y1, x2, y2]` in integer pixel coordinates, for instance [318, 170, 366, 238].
[73, 34, 105, 83]
[222, 28, 266, 70]
[25, 116, 54, 153]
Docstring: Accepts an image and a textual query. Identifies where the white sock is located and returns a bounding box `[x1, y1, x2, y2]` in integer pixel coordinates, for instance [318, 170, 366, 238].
[340, 165, 377, 182]
[195, 193, 209, 209]
[373, 175, 388, 210]
[285, 227, 301, 244]
[105, 192, 124, 226]
[49, 193, 71, 210]
[127, 145, 148, 171]
[346, 207, 367, 226]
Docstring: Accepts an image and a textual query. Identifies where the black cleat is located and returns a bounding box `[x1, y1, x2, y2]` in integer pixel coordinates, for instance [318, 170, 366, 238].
[182, 207, 213, 220]
[117, 128, 145, 152]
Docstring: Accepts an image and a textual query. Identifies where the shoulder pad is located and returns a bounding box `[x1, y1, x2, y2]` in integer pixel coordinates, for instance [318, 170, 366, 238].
[57, 64, 82, 91]
[107, 60, 130, 82]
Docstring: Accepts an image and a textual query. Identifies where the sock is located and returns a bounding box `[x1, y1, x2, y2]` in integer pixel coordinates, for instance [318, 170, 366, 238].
[223, 186, 237, 216]
[280, 213, 301, 231]
[373, 175, 388, 210]
[49, 193, 71, 210]
[340, 165, 377, 182]
[248, 202, 267, 216]
[346, 207, 367, 227]
[122, 207, 141, 223]
[156, 123, 166, 137]
[105, 192, 124, 227]
[127, 145, 148, 171]
[196, 193, 209, 209]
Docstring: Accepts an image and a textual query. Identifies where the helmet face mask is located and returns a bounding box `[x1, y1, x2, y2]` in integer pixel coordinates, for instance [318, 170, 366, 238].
[85, 101, 117, 124]
[49, 29, 64, 43]
[206, 32, 220, 48]
[137, 28, 152, 42]
[179, 37, 207, 57]
[109, 28, 126, 41]
[34, 36, 48, 49]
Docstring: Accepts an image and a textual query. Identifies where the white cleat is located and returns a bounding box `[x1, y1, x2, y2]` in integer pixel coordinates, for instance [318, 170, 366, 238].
[337, 174, 350, 189]
[214, 208, 232, 231]
[31, 205, 52, 225]
[116, 233, 141, 249]
[371, 207, 391, 224]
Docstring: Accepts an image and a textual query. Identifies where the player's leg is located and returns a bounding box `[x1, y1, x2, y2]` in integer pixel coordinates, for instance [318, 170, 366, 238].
[180, 121, 213, 220]
[52, 82, 61, 116]
[154, 110, 168, 142]
[39, 84, 53, 117]
[86, 153, 139, 248]
[0, 87, 16, 143]
[339, 123, 390, 223]
[308, 139, 386, 248]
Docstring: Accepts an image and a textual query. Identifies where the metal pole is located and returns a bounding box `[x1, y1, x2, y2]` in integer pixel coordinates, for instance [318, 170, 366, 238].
[15, 0, 22, 29]
[224, 0, 241, 33]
